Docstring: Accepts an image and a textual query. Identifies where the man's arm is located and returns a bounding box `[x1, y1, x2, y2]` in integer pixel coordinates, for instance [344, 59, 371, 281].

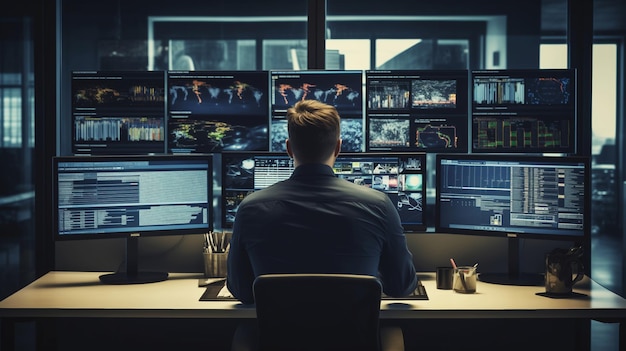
[226, 210, 256, 304]
[377, 197, 418, 297]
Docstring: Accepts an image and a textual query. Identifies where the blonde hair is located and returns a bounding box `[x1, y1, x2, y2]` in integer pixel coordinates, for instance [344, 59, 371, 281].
[286, 100, 341, 164]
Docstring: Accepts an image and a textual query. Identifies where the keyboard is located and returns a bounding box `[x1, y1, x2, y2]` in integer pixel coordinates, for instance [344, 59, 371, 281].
[381, 279, 428, 300]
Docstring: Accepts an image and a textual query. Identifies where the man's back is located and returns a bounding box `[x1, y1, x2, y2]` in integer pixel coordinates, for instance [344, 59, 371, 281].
[226, 163, 417, 304]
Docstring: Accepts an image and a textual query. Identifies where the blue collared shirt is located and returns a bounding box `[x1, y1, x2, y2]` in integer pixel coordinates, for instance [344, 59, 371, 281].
[227, 163, 417, 304]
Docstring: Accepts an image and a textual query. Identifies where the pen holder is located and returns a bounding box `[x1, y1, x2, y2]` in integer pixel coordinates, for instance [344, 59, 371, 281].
[453, 266, 477, 293]
[203, 252, 228, 278]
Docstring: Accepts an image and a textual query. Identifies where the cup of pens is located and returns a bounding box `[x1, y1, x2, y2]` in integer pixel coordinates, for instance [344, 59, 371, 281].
[450, 258, 478, 294]
[452, 266, 477, 294]
[203, 231, 230, 278]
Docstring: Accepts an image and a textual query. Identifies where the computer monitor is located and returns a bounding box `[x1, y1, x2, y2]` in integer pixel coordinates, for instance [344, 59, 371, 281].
[167, 70, 270, 153]
[435, 153, 590, 285]
[71, 70, 167, 155]
[53, 154, 213, 284]
[269, 70, 364, 152]
[221, 151, 426, 232]
[471, 69, 576, 153]
[365, 70, 469, 153]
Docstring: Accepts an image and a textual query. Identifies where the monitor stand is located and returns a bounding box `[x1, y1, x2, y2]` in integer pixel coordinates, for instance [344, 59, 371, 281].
[99, 235, 169, 285]
[478, 237, 544, 286]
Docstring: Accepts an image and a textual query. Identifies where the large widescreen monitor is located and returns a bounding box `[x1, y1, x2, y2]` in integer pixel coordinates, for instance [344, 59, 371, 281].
[71, 71, 167, 155]
[221, 151, 426, 232]
[167, 70, 270, 153]
[365, 70, 469, 153]
[435, 153, 590, 285]
[53, 154, 213, 284]
[269, 70, 364, 152]
[471, 69, 576, 153]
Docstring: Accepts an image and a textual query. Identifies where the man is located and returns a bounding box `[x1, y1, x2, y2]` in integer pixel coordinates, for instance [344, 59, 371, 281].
[226, 99, 417, 349]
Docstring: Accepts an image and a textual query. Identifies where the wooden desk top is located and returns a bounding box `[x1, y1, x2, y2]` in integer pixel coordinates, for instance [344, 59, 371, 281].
[1, 271, 626, 320]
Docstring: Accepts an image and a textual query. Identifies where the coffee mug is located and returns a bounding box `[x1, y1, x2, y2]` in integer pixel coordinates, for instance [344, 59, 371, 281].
[545, 247, 584, 295]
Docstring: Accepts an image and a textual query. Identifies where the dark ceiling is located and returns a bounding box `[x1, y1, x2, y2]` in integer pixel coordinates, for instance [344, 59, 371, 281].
[542, 0, 626, 32]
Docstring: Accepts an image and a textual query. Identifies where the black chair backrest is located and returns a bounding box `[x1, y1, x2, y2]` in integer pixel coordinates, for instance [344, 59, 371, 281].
[253, 273, 383, 351]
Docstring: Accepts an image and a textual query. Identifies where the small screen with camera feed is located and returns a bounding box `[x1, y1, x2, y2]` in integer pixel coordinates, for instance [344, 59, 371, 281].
[221, 151, 426, 232]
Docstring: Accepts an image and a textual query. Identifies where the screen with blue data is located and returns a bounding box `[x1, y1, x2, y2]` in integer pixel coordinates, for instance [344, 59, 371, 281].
[54, 154, 213, 238]
[435, 154, 589, 239]
[269, 70, 364, 152]
[365, 70, 469, 153]
[471, 69, 576, 153]
[167, 70, 270, 153]
[221, 151, 426, 232]
[71, 71, 167, 155]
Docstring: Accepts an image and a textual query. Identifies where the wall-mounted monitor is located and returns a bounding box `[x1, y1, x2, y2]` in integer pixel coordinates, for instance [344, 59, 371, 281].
[71, 71, 167, 155]
[365, 70, 469, 153]
[435, 153, 590, 285]
[167, 70, 270, 153]
[269, 70, 364, 152]
[53, 154, 213, 284]
[471, 69, 576, 153]
[221, 151, 426, 232]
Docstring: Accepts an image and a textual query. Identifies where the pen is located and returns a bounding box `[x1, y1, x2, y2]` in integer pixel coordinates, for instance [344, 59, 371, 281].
[450, 258, 468, 291]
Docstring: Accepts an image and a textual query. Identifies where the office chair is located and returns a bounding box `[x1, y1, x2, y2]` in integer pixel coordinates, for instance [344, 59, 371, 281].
[252, 273, 400, 351]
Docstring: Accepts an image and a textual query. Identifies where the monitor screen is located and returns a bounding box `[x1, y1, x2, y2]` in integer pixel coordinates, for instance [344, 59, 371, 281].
[435, 154, 588, 239]
[167, 70, 270, 153]
[221, 151, 426, 232]
[53, 154, 213, 284]
[365, 70, 469, 153]
[269, 70, 364, 152]
[471, 69, 576, 153]
[435, 153, 590, 285]
[71, 70, 167, 155]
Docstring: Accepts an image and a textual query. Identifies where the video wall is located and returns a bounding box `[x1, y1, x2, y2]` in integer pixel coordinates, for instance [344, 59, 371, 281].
[71, 69, 576, 156]
[69, 68, 579, 227]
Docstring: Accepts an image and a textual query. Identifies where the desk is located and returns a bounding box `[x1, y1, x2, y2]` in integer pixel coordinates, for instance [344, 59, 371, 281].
[1, 271, 626, 350]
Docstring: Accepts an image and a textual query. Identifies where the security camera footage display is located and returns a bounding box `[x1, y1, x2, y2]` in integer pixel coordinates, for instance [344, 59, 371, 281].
[167, 71, 270, 153]
[221, 152, 426, 232]
[365, 70, 469, 153]
[471, 69, 576, 153]
[71, 71, 167, 155]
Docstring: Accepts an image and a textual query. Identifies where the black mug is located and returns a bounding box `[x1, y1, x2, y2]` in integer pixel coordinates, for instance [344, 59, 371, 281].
[545, 247, 584, 295]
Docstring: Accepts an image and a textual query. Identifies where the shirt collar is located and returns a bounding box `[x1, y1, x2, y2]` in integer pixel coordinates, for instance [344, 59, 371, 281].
[290, 163, 336, 178]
